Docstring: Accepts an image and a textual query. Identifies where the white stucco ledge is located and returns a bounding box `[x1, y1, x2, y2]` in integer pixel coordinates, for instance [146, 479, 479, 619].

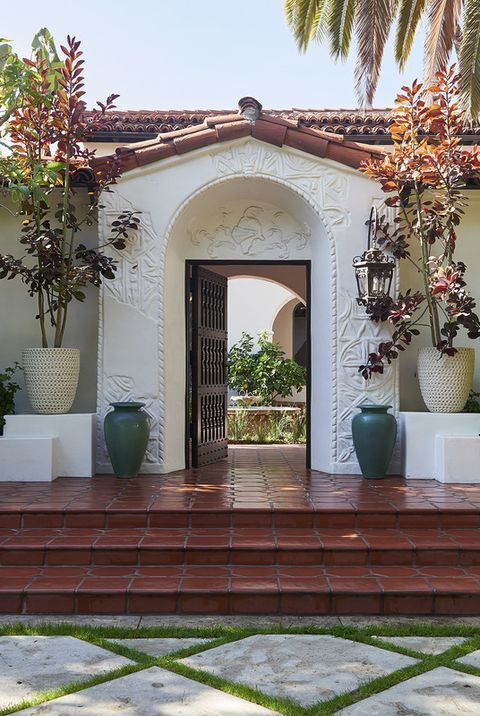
[0, 436, 58, 481]
[4, 414, 96, 477]
[435, 435, 480, 484]
[400, 411, 480, 480]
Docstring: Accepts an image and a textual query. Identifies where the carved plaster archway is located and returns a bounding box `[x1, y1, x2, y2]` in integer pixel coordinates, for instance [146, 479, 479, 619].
[97, 138, 397, 474]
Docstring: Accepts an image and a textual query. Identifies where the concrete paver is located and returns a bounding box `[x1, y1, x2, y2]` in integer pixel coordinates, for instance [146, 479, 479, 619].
[181, 633, 418, 707]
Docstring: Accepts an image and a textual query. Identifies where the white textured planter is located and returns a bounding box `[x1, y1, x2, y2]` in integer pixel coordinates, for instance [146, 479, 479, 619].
[417, 347, 474, 413]
[22, 348, 80, 415]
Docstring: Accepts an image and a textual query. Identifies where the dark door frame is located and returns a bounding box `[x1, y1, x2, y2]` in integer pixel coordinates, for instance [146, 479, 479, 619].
[185, 259, 312, 469]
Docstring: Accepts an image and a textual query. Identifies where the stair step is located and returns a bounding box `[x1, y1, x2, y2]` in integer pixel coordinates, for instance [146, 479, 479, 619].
[1, 508, 480, 530]
[1, 564, 480, 615]
[1, 528, 480, 567]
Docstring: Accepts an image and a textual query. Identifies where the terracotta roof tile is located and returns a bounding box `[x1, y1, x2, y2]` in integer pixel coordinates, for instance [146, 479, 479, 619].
[91, 98, 387, 175]
[85, 107, 480, 143]
[215, 119, 251, 141]
[284, 127, 328, 159]
[173, 127, 218, 154]
[251, 118, 287, 147]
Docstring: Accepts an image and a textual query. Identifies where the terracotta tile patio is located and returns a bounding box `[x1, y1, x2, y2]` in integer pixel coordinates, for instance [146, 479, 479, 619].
[1, 445, 480, 615]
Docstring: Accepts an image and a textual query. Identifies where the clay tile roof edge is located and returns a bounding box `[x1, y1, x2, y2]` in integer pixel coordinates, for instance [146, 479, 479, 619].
[106, 110, 385, 174]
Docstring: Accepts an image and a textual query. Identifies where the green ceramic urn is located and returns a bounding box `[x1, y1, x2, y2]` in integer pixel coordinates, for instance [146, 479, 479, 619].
[351, 404, 397, 479]
[104, 402, 150, 478]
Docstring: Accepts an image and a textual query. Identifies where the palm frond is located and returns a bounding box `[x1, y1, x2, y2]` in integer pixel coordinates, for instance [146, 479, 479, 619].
[283, 0, 329, 51]
[424, 0, 462, 84]
[354, 0, 396, 106]
[328, 0, 357, 59]
[395, 0, 428, 69]
[460, 0, 480, 119]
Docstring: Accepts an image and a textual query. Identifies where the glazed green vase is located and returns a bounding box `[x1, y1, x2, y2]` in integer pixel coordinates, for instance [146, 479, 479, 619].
[104, 402, 150, 478]
[351, 404, 397, 479]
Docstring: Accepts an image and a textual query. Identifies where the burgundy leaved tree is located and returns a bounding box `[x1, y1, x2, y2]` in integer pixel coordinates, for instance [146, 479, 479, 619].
[359, 66, 480, 380]
[0, 34, 139, 347]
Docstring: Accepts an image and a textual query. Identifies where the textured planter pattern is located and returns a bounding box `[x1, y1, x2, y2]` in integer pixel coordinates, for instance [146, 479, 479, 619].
[417, 347, 474, 413]
[22, 348, 80, 415]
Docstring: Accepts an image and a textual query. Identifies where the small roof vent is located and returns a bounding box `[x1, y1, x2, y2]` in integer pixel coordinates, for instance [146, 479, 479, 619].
[238, 96, 263, 123]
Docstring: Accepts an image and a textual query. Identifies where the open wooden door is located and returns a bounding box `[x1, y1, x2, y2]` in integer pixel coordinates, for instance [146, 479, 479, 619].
[191, 266, 228, 467]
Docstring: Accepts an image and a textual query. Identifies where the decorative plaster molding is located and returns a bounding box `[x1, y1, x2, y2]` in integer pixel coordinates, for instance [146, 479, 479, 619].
[211, 142, 351, 230]
[187, 204, 311, 259]
[336, 291, 398, 464]
[97, 192, 166, 471]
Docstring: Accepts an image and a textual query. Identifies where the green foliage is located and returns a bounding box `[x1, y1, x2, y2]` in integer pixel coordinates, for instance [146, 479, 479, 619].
[227, 331, 306, 406]
[227, 408, 307, 444]
[284, 0, 480, 118]
[463, 390, 480, 413]
[0, 32, 139, 347]
[0, 363, 21, 432]
[229, 408, 249, 441]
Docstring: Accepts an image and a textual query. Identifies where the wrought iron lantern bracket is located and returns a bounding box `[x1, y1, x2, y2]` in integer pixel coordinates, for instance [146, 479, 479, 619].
[353, 206, 395, 311]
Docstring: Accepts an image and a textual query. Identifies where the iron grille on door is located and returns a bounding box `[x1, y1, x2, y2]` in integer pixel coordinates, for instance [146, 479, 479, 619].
[191, 266, 228, 467]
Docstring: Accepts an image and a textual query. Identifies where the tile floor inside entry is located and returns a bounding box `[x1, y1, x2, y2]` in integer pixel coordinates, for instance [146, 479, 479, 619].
[2, 627, 480, 714]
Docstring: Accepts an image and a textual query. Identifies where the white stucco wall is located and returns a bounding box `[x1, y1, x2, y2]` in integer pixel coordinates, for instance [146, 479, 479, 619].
[0, 196, 98, 415]
[227, 277, 295, 349]
[3, 137, 479, 475]
[97, 136, 395, 474]
[272, 297, 298, 359]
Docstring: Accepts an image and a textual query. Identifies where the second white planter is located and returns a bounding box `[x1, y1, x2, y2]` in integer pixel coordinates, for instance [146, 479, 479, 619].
[22, 348, 80, 415]
[417, 346, 474, 413]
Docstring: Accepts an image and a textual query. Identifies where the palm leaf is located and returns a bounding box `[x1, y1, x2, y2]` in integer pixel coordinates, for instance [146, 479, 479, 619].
[283, 0, 329, 51]
[395, 0, 428, 69]
[328, 0, 357, 59]
[354, 0, 396, 106]
[424, 0, 463, 84]
[460, 0, 480, 119]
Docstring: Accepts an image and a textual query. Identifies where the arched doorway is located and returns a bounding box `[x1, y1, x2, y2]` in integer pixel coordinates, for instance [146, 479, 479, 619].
[185, 259, 310, 468]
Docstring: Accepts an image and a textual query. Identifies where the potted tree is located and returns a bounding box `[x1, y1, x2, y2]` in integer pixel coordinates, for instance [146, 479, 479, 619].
[359, 67, 480, 412]
[0, 33, 139, 414]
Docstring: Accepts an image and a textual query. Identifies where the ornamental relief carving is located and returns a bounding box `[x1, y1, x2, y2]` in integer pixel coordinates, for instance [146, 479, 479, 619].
[210, 142, 351, 229]
[101, 198, 162, 318]
[187, 203, 311, 259]
[335, 292, 398, 463]
[98, 191, 165, 470]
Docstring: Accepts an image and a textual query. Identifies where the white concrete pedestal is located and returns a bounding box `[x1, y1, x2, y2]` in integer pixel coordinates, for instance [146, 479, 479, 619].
[0, 436, 58, 481]
[4, 414, 96, 477]
[400, 412, 480, 480]
[435, 435, 480, 484]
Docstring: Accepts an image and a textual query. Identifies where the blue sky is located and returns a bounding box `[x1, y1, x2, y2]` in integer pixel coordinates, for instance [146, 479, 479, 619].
[2, 0, 426, 110]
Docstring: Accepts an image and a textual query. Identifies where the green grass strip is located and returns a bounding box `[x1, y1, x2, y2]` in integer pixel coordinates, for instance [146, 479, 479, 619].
[2, 622, 480, 715]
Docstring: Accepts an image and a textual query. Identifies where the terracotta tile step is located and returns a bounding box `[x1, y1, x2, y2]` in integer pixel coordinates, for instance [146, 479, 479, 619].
[1, 507, 480, 530]
[1, 565, 480, 615]
[1, 528, 480, 567]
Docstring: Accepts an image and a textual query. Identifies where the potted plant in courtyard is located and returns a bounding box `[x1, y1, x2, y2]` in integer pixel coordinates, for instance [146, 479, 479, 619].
[360, 67, 480, 412]
[0, 32, 139, 414]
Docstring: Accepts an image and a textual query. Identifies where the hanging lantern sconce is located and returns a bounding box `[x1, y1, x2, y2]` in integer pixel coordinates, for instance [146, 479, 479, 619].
[353, 206, 395, 310]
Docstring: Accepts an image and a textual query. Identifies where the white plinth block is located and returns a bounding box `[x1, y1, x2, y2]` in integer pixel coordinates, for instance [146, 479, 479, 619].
[435, 435, 480, 484]
[0, 436, 58, 481]
[400, 412, 480, 479]
[4, 413, 96, 477]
